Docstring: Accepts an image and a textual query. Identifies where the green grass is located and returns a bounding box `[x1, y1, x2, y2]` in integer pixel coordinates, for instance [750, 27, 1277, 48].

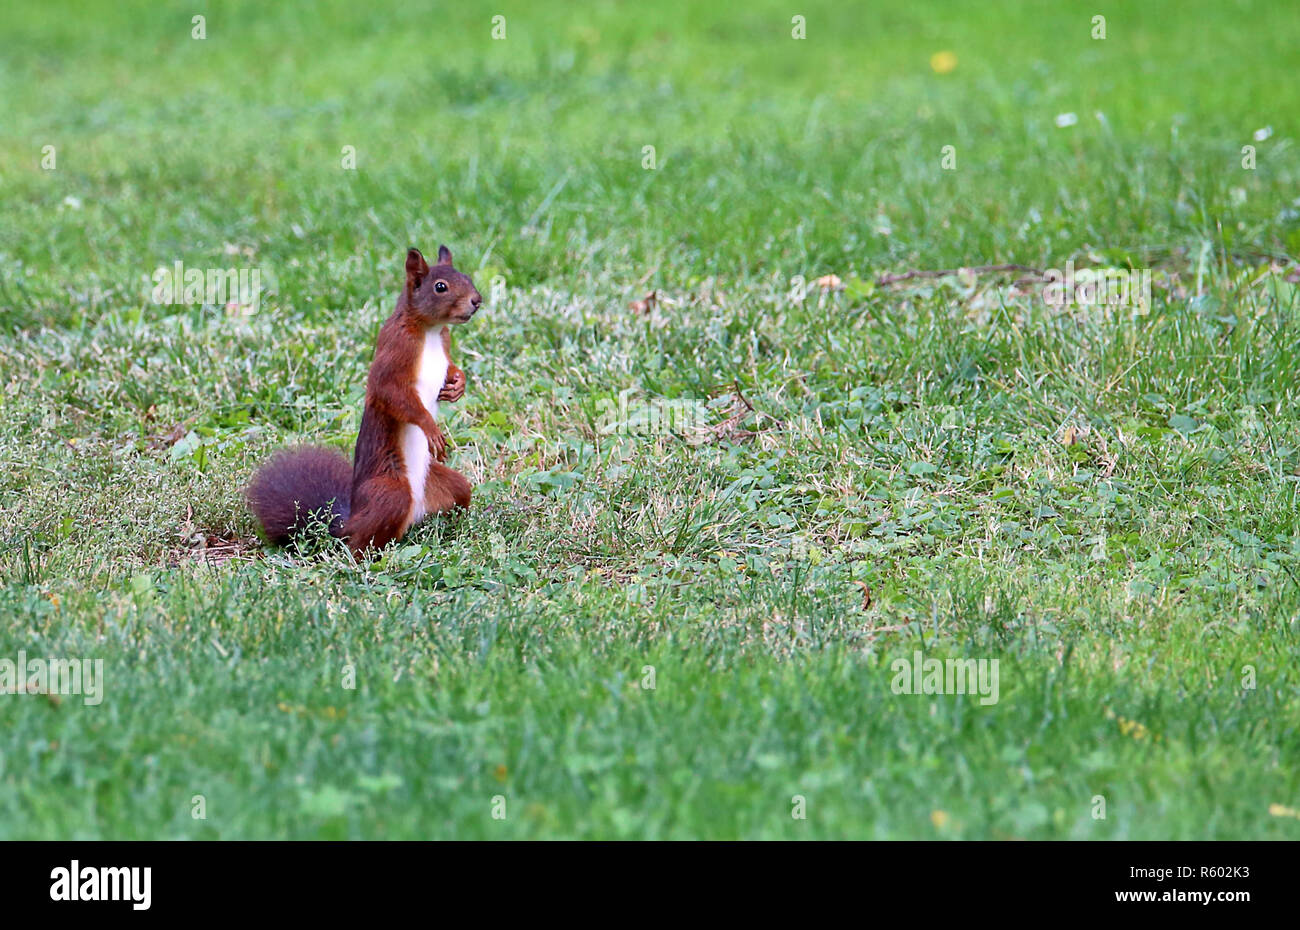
[2, 0, 1300, 838]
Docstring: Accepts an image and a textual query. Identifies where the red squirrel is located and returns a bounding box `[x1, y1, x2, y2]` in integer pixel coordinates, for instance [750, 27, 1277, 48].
[247, 245, 482, 558]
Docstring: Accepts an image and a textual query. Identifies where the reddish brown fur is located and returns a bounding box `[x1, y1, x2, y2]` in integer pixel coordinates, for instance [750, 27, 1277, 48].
[247, 245, 481, 559]
[341, 246, 481, 558]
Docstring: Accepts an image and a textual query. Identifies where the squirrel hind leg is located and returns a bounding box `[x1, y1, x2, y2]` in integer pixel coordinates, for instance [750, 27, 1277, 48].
[342, 475, 413, 559]
[424, 463, 472, 514]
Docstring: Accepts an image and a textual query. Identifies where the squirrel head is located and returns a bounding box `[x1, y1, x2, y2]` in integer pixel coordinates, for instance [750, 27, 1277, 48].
[403, 245, 482, 326]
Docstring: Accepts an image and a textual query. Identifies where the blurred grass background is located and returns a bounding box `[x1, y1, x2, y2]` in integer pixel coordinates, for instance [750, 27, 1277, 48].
[2, 0, 1297, 329]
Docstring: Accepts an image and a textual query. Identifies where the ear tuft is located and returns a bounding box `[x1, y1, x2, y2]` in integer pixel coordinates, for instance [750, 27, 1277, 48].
[436, 244, 454, 267]
[405, 248, 429, 289]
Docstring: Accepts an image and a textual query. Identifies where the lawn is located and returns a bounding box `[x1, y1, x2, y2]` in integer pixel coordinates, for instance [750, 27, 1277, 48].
[2, 0, 1299, 838]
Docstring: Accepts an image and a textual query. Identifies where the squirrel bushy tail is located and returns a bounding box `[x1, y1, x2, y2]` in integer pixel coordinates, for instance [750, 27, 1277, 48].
[245, 445, 353, 545]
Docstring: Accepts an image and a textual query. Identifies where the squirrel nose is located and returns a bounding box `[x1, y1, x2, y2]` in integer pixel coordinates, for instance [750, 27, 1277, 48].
[471, 294, 482, 310]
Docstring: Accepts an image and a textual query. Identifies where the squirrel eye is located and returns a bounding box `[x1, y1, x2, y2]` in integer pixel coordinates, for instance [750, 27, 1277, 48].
[434, 280, 448, 293]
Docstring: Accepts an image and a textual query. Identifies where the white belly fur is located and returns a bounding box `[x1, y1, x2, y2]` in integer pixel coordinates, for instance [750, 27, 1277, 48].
[400, 326, 449, 524]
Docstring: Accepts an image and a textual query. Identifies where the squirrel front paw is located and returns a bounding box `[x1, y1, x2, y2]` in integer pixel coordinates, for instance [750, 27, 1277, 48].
[426, 425, 447, 462]
[438, 367, 466, 403]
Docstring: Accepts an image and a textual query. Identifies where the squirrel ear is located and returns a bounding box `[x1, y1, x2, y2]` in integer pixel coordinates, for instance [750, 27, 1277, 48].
[436, 244, 454, 267]
[405, 248, 428, 288]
